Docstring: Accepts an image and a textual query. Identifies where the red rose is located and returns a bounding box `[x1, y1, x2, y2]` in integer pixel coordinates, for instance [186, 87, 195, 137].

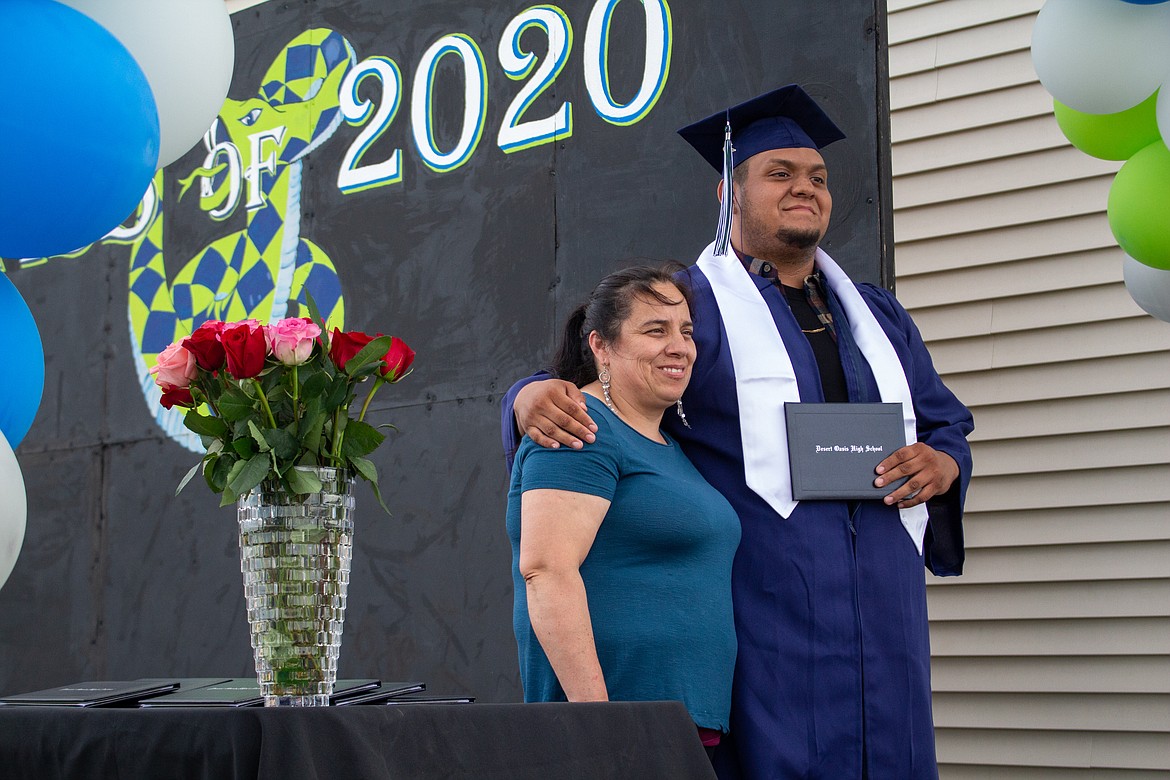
[182, 320, 227, 371]
[380, 337, 415, 381]
[159, 387, 195, 409]
[328, 328, 375, 371]
[220, 320, 268, 379]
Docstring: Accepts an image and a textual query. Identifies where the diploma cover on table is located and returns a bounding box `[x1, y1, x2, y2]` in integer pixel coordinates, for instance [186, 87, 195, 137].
[0, 680, 181, 707]
[331, 681, 427, 706]
[381, 691, 475, 705]
[785, 403, 910, 500]
[139, 678, 381, 707]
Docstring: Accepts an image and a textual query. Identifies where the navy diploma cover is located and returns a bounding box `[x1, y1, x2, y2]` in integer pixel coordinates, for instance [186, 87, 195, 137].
[785, 403, 910, 500]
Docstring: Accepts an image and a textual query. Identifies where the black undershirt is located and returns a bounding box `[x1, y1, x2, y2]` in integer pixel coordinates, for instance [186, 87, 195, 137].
[779, 283, 849, 403]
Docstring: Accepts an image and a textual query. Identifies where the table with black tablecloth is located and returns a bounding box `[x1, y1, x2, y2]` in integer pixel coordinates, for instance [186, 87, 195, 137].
[0, 700, 716, 779]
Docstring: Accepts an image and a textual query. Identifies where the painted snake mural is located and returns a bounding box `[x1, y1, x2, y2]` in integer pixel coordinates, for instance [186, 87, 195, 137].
[85, 29, 355, 452]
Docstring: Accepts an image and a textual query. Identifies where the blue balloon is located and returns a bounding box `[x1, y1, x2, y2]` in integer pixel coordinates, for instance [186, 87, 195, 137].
[0, 273, 45, 448]
[1119, 0, 1170, 4]
[0, 0, 159, 259]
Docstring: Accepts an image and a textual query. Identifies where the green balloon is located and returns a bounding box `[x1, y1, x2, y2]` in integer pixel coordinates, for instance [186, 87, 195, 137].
[1107, 140, 1170, 270]
[1054, 92, 1161, 161]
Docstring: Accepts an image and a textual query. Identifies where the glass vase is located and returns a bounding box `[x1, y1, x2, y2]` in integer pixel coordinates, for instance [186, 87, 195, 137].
[237, 466, 355, 707]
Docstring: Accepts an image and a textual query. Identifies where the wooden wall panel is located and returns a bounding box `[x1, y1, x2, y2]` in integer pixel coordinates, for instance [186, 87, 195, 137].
[889, 2, 1170, 776]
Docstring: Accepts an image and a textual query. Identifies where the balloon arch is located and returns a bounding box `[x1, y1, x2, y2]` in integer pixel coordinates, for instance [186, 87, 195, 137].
[0, 0, 235, 591]
[1032, 0, 1170, 322]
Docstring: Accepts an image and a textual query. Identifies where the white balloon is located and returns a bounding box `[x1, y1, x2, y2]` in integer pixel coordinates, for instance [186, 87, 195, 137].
[1031, 0, 1170, 114]
[0, 431, 27, 592]
[1156, 89, 1170, 155]
[63, 0, 235, 168]
[1124, 254, 1170, 323]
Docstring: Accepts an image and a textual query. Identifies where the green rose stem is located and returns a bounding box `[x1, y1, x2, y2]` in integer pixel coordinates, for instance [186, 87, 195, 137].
[198, 376, 222, 417]
[290, 365, 300, 428]
[251, 378, 278, 429]
[358, 376, 385, 423]
[330, 406, 346, 467]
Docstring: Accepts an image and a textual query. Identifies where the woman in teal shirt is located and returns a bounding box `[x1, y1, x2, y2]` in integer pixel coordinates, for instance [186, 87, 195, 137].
[506, 264, 740, 743]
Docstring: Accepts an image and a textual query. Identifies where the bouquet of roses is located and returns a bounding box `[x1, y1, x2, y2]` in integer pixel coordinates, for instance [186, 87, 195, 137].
[149, 305, 414, 512]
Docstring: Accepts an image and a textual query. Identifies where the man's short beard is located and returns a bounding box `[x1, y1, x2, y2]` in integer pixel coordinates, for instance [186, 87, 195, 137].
[774, 227, 821, 251]
[734, 191, 825, 260]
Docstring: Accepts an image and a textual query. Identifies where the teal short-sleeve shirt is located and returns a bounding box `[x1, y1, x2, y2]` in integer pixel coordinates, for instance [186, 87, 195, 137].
[506, 394, 741, 730]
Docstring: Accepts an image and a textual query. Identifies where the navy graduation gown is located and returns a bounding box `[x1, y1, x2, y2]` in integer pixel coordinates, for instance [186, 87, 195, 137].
[670, 266, 971, 780]
[501, 264, 973, 780]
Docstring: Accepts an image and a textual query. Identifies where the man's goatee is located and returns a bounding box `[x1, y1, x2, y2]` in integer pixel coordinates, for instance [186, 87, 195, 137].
[776, 228, 821, 251]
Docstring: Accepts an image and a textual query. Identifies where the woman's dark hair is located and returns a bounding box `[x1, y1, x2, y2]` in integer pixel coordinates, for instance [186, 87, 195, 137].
[550, 262, 692, 387]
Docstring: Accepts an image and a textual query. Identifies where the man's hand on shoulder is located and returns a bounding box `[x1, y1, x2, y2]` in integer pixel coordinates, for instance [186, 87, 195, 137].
[874, 443, 960, 508]
[515, 380, 598, 450]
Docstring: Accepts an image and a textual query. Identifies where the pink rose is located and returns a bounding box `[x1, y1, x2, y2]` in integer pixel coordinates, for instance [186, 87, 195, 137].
[265, 317, 321, 366]
[150, 343, 198, 391]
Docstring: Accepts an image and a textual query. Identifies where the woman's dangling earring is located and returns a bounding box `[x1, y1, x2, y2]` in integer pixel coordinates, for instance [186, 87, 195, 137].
[599, 366, 615, 412]
[676, 399, 691, 429]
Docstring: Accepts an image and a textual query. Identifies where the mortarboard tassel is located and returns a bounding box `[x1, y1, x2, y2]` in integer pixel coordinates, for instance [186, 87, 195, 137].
[713, 118, 734, 257]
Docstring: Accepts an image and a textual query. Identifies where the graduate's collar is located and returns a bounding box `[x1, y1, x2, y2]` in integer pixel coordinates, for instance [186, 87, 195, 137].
[738, 251, 824, 287]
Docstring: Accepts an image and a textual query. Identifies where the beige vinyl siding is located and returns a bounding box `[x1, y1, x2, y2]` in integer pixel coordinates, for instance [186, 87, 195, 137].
[888, 0, 1170, 776]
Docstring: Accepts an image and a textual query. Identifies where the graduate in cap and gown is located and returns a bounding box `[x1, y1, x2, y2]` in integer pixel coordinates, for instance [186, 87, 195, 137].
[502, 85, 974, 779]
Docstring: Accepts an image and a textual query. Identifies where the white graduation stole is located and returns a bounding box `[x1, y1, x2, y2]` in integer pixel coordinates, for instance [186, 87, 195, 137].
[695, 241, 929, 554]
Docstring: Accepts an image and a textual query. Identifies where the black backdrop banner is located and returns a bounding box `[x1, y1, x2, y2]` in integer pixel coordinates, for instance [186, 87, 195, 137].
[0, 0, 891, 701]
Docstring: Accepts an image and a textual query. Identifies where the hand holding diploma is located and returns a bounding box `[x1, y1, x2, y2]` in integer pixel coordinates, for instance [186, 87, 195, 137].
[875, 443, 960, 508]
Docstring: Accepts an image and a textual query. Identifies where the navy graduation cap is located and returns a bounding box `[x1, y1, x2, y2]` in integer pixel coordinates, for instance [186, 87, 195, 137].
[677, 84, 846, 254]
[678, 84, 846, 171]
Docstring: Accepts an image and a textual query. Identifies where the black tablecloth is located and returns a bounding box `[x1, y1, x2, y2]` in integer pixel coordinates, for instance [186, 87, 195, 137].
[0, 701, 717, 779]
